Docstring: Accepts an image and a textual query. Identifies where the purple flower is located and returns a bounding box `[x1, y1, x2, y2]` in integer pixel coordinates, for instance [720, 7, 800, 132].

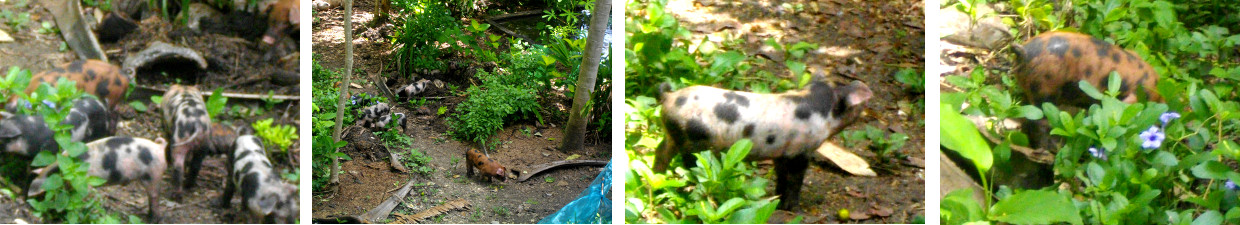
[1160, 112, 1180, 126]
[1088, 146, 1107, 161]
[41, 100, 55, 109]
[1139, 126, 1165, 150]
[1226, 180, 1239, 191]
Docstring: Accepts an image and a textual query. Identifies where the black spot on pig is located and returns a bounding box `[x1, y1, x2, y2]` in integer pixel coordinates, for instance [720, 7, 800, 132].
[95, 82, 110, 100]
[103, 151, 121, 183]
[675, 96, 686, 107]
[106, 136, 131, 149]
[1092, 39, 1110, 57]
[713, 104, 739, 123]
[242, 162, 254, 174]
[791, 83, 841, 120]
[742, 124, 755, 137]
[237, 149, 252, 160]
[139, 147, 153, 164]
[723, 92, 749, 106]
[241, 173, 260, 199]
[765, 135, 776, 145]
[685, 119, 710, 141]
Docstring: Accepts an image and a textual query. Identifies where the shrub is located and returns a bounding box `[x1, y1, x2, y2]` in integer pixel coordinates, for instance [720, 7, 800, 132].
[625, 140, 781, 223]
[447, 70, 541, 149]
[0, 67, 135, 223]
[391, 0, 461, 78]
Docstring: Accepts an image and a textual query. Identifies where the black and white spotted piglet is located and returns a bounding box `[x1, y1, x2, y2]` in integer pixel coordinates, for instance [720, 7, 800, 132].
[0, 97, 113, 157]
[30, 136, 168, 222]
[357, 102, 406, 130]
[395, 79, 432, 100]
[654, 80, 873, 210]
[160, 85, 212, 198]
[221, 135, 300, 224]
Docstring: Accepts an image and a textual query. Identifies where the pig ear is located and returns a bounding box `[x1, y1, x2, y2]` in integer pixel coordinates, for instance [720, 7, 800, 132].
[289, 7, 300, 25]
[260, 195, 278, 215]
[845, 81, 873, 106]
[0, 120, 21, 138]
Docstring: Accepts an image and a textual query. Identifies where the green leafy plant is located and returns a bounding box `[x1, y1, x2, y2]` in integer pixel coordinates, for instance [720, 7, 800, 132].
[205, 88, 227, 119]
[401, 148, 434, 176]
[447, 70, 541, 149]
[625, 140, 780, 223]
[2, 68, 130, 223]
[391, 0, 460, 77]
[254, 118, 298, 154]
[262, 90, 283, 111]
[841, 125, 910, 165]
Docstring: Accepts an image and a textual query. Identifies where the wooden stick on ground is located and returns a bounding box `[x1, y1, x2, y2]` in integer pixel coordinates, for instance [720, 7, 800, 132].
[358, 177, 418, 223]
[516, 160, 607, 182]
[135, 85, 299, 100]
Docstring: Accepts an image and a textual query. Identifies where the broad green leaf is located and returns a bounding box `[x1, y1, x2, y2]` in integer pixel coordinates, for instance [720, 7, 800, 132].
[989, 190, 1082, 225]
[941, 188, 985, 224]
[1193, 210, 1223, 225]
[940, 104, 992, 174]
[1080, 80, 1105, 100]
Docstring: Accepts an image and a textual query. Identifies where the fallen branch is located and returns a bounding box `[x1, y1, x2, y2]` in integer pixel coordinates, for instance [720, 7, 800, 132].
[517, 160, 607, 182]
[390, 199, 470, 224]
[358, 177, 418, 223]
[483, 9, 546, 21]
[135, 85, 299, 100]
[484, 18, 540, 45]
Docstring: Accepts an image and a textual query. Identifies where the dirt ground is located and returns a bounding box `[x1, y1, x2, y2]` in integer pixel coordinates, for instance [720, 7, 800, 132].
[0, 1, 300, 224]
[311, 1, 613, 223]
[641, 0, 927, 223]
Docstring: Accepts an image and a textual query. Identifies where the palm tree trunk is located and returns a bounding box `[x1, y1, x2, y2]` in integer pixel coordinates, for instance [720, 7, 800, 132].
[560, 0, 611, 152]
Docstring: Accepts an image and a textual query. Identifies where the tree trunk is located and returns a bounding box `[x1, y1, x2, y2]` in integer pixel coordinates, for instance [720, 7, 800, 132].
[560, 0, 611, 152]
[330, 0, 355, 185]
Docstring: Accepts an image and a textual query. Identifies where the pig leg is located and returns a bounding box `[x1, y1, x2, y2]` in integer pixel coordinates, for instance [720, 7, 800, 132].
[183, 150, 206, 189]
[773, 155, 808, 210]
[169, 145, 189, 200]
[652, 139, 675, 173]
[218, 158, 236, 208]
[146, 165, 163, 223]
[465, 152, 474, 178]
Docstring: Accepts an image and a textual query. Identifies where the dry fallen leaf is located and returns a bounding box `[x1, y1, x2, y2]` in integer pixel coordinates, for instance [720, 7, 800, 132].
[815, 142, 877, 176]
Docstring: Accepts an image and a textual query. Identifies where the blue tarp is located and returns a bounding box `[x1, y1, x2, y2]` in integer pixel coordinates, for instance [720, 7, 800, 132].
[538, 161, 611, 224]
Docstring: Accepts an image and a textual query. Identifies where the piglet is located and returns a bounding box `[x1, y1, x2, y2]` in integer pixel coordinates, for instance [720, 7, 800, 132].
[221, 135, 300, 224]
[395, 79, 433, 100]
[465, 148, 509, 182]
[358, 102, 393, 129]
[16, 60, 130, 110]
[0, 97, 114, 156]
[261, 0, 299, 45]
[654, 80, 872, 209]
[29, 136, 168, 222]
[160, 85, 212, 199]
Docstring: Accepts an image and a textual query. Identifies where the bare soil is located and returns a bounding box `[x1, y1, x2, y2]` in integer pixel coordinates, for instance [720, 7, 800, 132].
[636, 0, 927, 223]
[310, 1, 612, 223]
[0, 2, 300, 224]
